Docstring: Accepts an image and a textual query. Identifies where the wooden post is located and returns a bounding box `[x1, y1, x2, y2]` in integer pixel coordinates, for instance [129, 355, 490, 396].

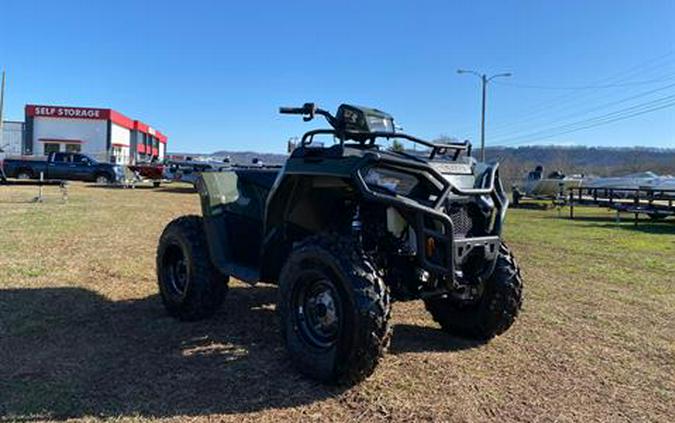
[39, 172, 43, 200]
[60, 181, 69, 203]
[633, 192, 639, 226]
[34, 172, 44, 203]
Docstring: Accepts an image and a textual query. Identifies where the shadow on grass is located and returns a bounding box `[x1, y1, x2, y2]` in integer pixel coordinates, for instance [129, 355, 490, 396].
[389, 324, 484, 354]
[84, 184, 196, 194]
[542, 214, 675, 234]
[586, 222, 675, 235]
[0, 199, 43, 204]
[510, 202, 553, 210]
[0, 180, 64, 187]
[0, 286, 468, 421]
[155, 185, 197, 194]
[0, 286, 335, 420]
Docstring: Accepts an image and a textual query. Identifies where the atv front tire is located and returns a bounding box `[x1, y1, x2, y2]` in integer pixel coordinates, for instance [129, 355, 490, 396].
[424, 243, 523, 340]
[278, 234, 392, 385]
[156, 215, 229, 321]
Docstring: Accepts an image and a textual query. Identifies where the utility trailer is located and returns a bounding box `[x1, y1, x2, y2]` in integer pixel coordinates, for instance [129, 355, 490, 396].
[567, 186, 675, 224]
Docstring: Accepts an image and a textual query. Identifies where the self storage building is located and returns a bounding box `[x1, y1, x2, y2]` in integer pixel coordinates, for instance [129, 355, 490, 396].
[23, 104, 167, 164]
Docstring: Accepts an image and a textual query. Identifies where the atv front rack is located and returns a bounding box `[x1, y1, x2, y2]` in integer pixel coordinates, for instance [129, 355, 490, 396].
[353, 153, 508, 289]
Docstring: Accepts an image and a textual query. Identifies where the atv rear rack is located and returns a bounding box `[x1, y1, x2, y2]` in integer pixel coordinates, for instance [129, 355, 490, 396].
[300, 129, 472, 161]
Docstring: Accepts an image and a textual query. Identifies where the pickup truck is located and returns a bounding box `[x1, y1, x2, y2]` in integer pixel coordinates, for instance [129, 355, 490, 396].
[2, 152, 123, 184]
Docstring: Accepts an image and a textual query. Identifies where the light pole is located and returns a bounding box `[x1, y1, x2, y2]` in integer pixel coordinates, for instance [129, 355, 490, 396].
[0, 70, 5, 147]
[457, 69, 511, 161]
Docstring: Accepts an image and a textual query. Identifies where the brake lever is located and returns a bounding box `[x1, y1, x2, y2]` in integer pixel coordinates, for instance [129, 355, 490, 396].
[302, 103, 316, 121]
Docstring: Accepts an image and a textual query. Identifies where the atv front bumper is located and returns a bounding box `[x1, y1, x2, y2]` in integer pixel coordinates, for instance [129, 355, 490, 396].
[354, 155, 508, 288]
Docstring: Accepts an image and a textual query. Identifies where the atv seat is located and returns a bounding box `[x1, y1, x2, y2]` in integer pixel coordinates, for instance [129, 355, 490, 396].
[234, 168, 280, 191]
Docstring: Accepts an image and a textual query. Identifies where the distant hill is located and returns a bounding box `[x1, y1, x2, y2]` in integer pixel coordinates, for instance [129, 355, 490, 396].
[168, 145, 674, 186]
[485, 146, 675, 187]
[211, 150, 288, 165]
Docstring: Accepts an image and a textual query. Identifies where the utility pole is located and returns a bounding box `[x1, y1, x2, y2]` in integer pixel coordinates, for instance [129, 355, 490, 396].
[0, 69, 5, 146]
[0, 69, 5, 182]
[457, 69, 511, 161]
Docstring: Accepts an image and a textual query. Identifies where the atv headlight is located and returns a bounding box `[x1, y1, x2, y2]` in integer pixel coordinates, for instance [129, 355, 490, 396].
[364, 167, 419, 196]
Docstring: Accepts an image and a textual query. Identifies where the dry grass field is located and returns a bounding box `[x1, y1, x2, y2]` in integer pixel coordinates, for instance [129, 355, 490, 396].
[1, 182, 673, 422]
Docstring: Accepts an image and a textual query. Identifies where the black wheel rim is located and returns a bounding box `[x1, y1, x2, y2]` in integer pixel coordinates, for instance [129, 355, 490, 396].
[293, 274, 342, 350]
[163, 244, 189, 297]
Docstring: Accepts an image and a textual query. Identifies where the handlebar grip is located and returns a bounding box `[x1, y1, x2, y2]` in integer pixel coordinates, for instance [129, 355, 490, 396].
[279, 107, 305, 114]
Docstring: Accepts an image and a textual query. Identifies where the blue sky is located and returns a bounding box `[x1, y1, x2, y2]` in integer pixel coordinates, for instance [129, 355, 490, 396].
[1, 0, 673, 153]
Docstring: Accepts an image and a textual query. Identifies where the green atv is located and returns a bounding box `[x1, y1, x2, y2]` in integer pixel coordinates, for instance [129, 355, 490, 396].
[156, 103, 523, 384]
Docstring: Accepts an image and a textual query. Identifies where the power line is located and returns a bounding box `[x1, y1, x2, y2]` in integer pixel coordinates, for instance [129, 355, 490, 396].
[486, 71, 675, 138]
[490, 82, 675, 140]
[492, 95, 675, 146]
[494, 94, 675, 144]
[492, 74, 675, 90]
[494, 101, 675, 147]
[482, 52, 675, 135]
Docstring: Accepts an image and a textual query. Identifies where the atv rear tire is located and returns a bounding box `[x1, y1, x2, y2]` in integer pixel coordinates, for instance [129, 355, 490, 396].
[424, 242, 523, 340]
[156, 215, 228, 321]
[278, 234, 392, 385]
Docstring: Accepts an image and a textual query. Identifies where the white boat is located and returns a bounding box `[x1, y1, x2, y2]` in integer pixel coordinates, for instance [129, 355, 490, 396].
[646, 176, 675, 190]
[582, 171, 660, 190]
[513, 166, 583, 202]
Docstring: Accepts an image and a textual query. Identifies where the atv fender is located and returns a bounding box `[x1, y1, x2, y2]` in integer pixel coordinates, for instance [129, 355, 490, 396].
[196, 172, 260, 283]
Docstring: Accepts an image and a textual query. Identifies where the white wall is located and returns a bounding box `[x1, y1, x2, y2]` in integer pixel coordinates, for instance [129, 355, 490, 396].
[158, 142, 165, 159]
[110, 123, 130, 146]
[110, 123, 131, 164]
[33, 117, 108, 160]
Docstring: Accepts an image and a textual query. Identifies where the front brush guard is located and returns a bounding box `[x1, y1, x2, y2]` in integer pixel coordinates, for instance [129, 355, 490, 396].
[353, 153, 508, 291]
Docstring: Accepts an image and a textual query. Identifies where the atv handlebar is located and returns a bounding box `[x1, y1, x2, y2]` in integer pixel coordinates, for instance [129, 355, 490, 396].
[279, 106, 308, 115]
[279, 103, 318, 122]
[279, 103, 337, 125]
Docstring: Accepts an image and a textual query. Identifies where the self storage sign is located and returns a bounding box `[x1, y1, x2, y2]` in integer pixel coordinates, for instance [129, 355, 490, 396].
[27, 105, 107, 120]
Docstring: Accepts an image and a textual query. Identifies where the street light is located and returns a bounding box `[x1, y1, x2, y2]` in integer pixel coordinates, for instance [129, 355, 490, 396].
[457, 69, 511, 161]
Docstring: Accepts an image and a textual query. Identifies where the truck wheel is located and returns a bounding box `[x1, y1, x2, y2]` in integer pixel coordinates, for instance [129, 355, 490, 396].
[278, 234, 392, 385]
[16, 170, 32, 180]
[156, 215, 228, 321]
[96, 174, 111, 184]
[424, 243, 523, 340]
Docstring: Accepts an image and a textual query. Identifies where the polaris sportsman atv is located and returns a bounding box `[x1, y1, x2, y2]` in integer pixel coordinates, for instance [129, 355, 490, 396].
[156, 103, 523, 384]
